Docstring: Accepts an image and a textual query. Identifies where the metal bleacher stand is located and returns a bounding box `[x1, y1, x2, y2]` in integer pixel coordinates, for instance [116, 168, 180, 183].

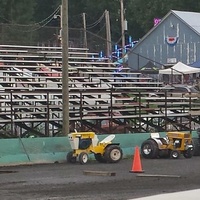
[0, 44, 198, 137]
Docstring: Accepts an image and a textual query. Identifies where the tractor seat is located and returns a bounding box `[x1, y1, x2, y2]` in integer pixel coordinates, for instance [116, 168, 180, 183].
[99, 134, 115, 144]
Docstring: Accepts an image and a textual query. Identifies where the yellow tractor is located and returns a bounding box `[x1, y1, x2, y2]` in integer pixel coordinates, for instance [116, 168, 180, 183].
[141, 132, 193, 159]
[67, 131, 123, 164]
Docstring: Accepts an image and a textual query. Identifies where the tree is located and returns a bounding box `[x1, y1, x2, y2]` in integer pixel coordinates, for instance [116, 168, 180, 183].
[0, 0, 36, 44]
[0, 0, 36, 23]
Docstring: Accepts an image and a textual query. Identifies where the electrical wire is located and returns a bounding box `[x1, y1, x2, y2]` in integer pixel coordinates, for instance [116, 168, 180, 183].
[86, 12, 105, 29]
[2, 7, 124, 56]
[87, 23, 106, 42]
[0, 5, 60, 27]
[7, 13, 57, 33]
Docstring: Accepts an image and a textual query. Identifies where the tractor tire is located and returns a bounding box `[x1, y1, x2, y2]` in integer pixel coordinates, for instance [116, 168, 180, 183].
[66, 151, 77, 163]
[192, 138, 200, 156]
[104, 145, 123, 163]
[94, 153, 107, 163]
[141, 139, 159, 159]
[170, 150, 180, 159]
[183, 149, 193, 158]
[78, 152, 89, 164]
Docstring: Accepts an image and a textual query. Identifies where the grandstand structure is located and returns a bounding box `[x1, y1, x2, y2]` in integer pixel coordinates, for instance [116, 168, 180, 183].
[0, 44, 199, 138]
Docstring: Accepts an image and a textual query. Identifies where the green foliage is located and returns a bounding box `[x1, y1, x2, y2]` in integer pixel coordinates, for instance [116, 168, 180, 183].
[1, 0, 200, 45]
[0, 0, 36, 23]
[34, 0, 60, 24]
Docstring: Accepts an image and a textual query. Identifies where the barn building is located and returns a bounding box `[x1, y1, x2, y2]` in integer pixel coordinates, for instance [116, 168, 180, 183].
[128, 10, 200, 70]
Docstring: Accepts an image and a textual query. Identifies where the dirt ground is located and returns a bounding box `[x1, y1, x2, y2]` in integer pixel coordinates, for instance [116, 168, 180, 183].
[0, 156, 200, 200]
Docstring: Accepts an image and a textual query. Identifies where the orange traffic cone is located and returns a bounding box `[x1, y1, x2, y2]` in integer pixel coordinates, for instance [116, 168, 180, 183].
[129, 146, 144, 173]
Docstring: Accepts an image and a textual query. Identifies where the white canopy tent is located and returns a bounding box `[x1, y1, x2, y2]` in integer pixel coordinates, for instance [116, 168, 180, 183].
[159, 62, 200, 84]
[159, 61, 200, 74]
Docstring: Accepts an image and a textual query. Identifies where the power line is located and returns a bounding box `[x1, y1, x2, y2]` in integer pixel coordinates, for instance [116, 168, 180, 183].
[0, 6, 60, 27]
[86, 12, 105, 29]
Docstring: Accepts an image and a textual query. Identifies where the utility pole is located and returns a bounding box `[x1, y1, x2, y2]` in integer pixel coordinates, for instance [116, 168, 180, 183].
[105, 10, 112, 60]
[82, 13, 88, 54]
[62, 0, 69, 135]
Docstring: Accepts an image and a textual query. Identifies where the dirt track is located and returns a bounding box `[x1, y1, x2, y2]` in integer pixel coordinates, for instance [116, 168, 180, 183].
[0, 156, 200, 200]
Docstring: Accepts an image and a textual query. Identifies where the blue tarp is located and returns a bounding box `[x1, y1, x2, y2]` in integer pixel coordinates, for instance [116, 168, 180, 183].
[190, 60, 200, 68]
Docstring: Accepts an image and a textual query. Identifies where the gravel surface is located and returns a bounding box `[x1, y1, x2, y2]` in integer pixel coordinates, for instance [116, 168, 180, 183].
[0, 156, 200, 200]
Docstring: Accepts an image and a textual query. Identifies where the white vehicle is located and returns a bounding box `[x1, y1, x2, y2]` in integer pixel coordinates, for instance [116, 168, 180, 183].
[170, 85, 200, 98]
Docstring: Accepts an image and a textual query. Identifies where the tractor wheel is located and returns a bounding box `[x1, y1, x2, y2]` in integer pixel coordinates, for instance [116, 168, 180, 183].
[66, 151, 77, 163]
[104, 145, 123, 163]
[78, 152, 89, 164]
[192, 138, 200, 156]
[183, 149, 193, 158]
[94, 153, 107, 163]
[170, 150, 180, 159]
[141, 139, 159, 159]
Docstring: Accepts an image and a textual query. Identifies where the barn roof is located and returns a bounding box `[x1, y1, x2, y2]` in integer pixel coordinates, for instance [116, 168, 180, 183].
[172, 10, 200, 34]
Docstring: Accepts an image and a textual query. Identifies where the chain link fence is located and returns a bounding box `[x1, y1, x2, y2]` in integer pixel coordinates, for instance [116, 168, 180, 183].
[0, 23, 107, 53]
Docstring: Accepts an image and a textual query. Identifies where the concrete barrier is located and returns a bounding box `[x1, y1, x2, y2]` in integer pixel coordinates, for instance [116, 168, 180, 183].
[0, 131, 197, 166]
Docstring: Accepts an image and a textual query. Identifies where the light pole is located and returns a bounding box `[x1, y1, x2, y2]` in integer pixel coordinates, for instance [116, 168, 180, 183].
[54, 5, 62, 45]
[120, 0, 127, 63]
[62, 0, 69, 135]
[120, 0, 125, 56]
